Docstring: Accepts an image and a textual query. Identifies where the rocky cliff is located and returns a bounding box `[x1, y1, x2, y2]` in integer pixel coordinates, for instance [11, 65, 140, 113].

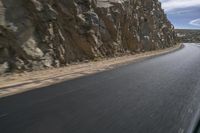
[0, 0, 177, 73]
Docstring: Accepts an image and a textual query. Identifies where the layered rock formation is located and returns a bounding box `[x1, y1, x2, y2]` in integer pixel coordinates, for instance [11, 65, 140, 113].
[0, 0, 177, 73]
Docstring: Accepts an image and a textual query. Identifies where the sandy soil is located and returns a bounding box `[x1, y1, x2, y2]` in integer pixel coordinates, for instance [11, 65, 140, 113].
[0, 44, 182, 98]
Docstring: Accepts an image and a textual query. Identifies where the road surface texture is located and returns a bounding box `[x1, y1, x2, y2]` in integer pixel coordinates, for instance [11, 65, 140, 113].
[1, 43, 200, 133]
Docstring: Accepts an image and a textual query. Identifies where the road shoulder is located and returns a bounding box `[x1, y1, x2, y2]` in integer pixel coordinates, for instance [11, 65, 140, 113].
[0, 44, 182, 98]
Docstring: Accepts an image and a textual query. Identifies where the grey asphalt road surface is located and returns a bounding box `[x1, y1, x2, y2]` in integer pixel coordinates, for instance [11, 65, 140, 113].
[1, 43, 200, 133]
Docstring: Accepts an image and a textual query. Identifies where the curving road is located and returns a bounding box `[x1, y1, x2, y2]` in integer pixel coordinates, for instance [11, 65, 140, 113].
[1, 43, 200, 133]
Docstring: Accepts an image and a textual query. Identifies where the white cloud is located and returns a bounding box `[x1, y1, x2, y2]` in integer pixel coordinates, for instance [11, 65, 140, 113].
[189, 18, 200, 27]
[167, 9, 193, 15]
[160, 0, 200, 12]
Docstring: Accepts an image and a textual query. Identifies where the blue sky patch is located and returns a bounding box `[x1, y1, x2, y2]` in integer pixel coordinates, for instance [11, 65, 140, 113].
[159, 0, 200, 29]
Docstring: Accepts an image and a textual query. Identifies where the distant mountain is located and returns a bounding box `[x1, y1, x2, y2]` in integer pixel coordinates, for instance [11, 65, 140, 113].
[176, 29, 200, 43]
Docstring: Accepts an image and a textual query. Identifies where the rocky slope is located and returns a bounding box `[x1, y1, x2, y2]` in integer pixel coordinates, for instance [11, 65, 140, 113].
[0, 0, 177, 73]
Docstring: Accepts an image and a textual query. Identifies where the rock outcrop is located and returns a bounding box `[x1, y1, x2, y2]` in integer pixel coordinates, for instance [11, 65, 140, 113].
[0, 0, 177, 73]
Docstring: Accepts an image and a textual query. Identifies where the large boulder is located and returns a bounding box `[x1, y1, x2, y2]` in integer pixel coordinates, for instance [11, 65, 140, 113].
[0, 62, 9, 74]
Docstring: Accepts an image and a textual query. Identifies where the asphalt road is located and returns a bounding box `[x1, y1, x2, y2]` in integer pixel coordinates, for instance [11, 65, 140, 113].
[1, 43, 200, 133]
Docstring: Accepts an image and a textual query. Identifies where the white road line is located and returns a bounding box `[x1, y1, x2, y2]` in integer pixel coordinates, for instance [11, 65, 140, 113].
[0, 113, 8, 118]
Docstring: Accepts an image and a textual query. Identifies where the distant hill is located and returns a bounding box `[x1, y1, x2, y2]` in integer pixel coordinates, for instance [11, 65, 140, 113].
[176, 29, 200, 43]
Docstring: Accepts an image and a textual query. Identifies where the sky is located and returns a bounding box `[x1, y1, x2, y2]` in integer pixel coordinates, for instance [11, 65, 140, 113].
[159, 0, 200, 29]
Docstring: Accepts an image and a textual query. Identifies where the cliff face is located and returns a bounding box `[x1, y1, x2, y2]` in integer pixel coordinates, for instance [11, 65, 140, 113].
[0, 0, 176, 73]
